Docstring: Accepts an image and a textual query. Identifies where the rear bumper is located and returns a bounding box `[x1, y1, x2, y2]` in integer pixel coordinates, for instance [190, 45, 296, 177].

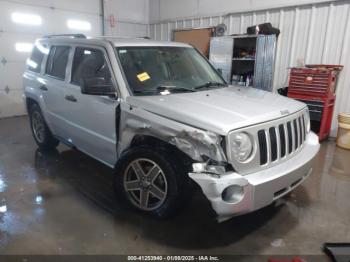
[189, 132, 320, 222]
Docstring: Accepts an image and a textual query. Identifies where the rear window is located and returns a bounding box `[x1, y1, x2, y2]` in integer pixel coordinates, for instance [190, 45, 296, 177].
[27, 43, 47, 73]
[46, 46, 70, 80]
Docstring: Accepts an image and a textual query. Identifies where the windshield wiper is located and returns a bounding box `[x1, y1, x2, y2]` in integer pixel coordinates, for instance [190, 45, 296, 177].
[194, 81, 227, 90]
[156, 85, 195, 93]
[133, 85, 195, 96]
[133, 90, 156, 95]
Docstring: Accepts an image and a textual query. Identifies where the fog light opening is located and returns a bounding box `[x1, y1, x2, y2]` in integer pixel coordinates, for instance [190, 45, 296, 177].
[221, 185, 244, 204]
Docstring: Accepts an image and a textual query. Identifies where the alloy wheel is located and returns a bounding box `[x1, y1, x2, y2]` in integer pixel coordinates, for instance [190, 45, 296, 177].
[123, 158, 168, 211]
[31, 111, 45, 143]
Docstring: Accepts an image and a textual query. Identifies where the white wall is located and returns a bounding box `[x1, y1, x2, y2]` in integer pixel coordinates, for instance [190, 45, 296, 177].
[149, 0, 350, 136]
[103, 0, 149, 37]
[0, 0, 102, 118]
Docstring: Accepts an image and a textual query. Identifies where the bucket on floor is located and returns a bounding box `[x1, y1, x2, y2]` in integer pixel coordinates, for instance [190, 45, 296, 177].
[336, 113, 350, 150]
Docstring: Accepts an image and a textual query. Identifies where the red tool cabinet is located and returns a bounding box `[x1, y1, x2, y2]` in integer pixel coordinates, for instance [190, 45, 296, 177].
[287, 65, 343, 141]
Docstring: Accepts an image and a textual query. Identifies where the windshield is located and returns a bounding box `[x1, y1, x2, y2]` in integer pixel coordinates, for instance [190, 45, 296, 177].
[116, 46, 227, 96]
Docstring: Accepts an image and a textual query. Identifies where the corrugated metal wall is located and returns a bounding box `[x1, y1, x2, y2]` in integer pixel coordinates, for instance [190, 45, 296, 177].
[149, 0, 350, 136]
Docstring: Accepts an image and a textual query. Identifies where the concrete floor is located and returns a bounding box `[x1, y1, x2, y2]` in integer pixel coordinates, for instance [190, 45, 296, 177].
[0, 116, 350, 257]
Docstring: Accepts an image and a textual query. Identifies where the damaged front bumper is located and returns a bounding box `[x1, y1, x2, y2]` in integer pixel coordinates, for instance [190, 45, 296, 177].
[189, 132, 320, 222]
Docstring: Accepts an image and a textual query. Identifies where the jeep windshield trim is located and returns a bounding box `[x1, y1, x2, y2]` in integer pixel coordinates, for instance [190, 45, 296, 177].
[116, 46, 227, 96]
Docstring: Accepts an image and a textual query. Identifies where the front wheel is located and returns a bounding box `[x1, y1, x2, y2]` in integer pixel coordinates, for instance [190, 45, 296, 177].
[114, 147, 189, 218]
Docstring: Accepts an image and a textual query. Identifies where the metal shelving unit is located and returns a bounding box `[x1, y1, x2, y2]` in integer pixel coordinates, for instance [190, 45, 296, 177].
[209, 34, 276, 92]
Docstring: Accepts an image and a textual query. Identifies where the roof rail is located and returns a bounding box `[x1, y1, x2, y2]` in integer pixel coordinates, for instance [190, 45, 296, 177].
[43, 34, 87, 39]
[93, 36, 151, 40]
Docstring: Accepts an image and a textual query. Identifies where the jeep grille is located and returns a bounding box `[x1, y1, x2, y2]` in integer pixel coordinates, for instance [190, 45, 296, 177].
[227, 108, 309, 175]
[257, 114, 307, 166]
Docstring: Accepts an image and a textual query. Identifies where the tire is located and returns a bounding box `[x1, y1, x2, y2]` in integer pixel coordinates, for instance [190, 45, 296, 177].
[114, 147, 190, 219]
[29, 103, 59, 150]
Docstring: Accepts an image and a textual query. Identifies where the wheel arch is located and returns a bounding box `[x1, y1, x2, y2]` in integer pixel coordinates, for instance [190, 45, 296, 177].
[26, 96, 55, 138]
[114, 139, 193, 218]
[26, 97, 39, 113]
[115, 134, 193, 173]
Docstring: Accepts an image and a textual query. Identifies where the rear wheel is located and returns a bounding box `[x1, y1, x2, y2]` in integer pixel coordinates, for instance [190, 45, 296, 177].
[29, 103, 59, 150]
[115, 147, 189, 218]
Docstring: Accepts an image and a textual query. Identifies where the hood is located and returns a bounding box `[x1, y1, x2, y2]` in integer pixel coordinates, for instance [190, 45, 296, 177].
[126, 86, 306, 135]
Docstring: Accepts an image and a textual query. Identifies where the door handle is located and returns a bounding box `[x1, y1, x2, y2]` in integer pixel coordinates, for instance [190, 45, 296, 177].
[65, 95, 77, 102]
[39, 85, 48, 91]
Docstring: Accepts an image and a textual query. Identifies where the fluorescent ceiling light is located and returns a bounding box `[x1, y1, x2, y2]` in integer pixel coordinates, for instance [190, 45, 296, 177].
[11, 12, 42, 25]
[15, 43, 33, 52]
[67, 19, 91, 31]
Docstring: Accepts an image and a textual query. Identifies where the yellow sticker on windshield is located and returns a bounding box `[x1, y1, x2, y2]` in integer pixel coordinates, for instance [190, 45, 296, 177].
[137, 72, 150, 82]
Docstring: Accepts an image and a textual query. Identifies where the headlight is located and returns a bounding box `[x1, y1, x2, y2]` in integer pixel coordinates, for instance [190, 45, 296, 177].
[232, 132, 253, 162]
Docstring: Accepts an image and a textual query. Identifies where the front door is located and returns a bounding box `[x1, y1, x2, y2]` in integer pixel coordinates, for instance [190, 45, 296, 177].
[62, 46, 118, 167]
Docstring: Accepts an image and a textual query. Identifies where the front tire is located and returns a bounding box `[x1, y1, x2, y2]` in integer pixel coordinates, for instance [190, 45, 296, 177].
[115, 147, 189, 218]
[29, 103, 59, 150]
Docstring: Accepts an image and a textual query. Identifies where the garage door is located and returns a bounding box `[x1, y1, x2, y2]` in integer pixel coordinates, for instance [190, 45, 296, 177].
[0, 0, 101, 118]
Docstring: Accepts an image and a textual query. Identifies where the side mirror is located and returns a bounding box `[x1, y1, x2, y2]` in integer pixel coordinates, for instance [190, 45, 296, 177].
[81, 77, 115, 96]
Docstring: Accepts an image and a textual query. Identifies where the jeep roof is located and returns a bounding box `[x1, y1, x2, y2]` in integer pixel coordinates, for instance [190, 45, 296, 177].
[38, 35, 191, 48]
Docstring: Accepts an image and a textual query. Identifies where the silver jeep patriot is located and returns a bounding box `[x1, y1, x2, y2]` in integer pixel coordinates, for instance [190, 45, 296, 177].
[23, 35, 320, 221]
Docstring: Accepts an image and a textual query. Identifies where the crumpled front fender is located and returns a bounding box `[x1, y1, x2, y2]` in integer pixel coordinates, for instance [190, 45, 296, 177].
[118, 103, 227, 163]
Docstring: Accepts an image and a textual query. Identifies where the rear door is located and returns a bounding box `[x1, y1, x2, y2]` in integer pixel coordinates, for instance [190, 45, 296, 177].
[43, 45, 71, 139]
[61, 45, 118, 167]
[23, 41, 48, 113]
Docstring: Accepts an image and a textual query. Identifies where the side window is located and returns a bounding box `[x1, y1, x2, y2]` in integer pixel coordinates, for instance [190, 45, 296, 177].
[71, 47, 112, 86]
[27, 43, 47, 73]
[46, 46, 70, 80]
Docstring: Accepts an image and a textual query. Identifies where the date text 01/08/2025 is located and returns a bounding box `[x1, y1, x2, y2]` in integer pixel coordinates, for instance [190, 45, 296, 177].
[127, 256, 220, 261]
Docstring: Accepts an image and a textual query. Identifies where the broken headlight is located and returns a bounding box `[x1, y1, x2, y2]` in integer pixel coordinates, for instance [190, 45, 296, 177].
[231, 132, 253, 162]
